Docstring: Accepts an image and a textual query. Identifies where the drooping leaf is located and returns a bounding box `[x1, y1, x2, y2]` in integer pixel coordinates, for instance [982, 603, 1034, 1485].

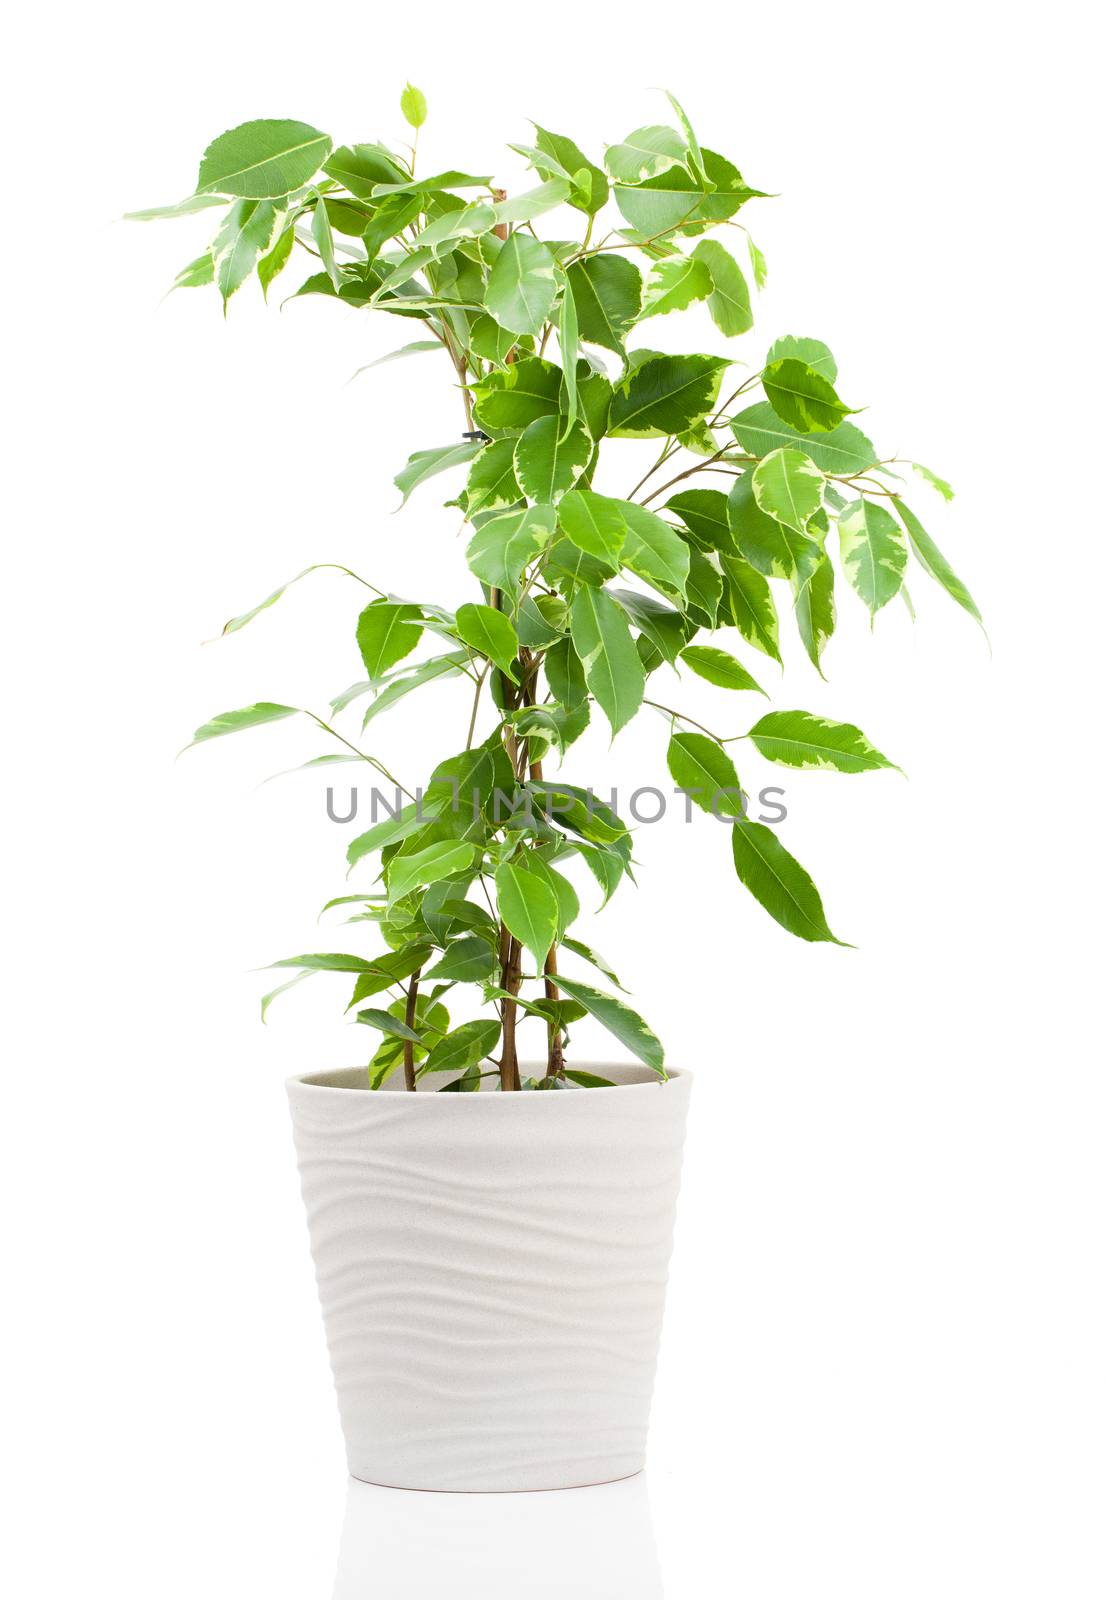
[680, 645, 766, 695]
[126, 194, 229, 222]
[394, 439, 483, 505]
[612, 588, 689, 667]
[554, 976, 665, 1073]
[455, 602, 520, 681]
[495, 858, 559, 967]
[730, 817, 843, 944]
[691, 239, 753, 336]
[748, 710, 898, 774]
[911, 462, 955, 502]
[186, 702, 299, 748]
[485, 233, 558, 336]
[212, 199, 280, 305]
[257, 222, 295, 298]
[566, 255, 642, 355]
[614, 148, 762, 236]
[472, 357, 563, 435]
[361, 653, 470, 728]
[666, 489, 734, 552]
[372, 170, 493, 197]
[424, 937, 498, 984]
[752, 448, 824, 532]
[524, 852, 580, 935]
[354, 1007, 425, 1044]
[346, 944, 435, 1002]
[569, 586, 645, 736]
[531, 123, 609, 214]
[666, 732, 744, 818]
[837, 498, 909, 615]
[894, 500, 982, 626]
[322, 142, 408, 197]
[170, 252, 215, 291]
[747, 234, 768, 289]
[791, 545, 836, 674]
[615, 501, 691, 598]
[609, 353, 729, 438]
[558, 276, 579, 432]
[268, 951, 384, 974]
[260, 969, 314, 1022]
[513, 415, 592, 502]
[718, 553, 781, 662]
[731, 403, 878, 476]
[492, 179, 573, 224]
[357, 601, 422, 679]
[196, 119, 332, 198]
[560, 935, 626, 991]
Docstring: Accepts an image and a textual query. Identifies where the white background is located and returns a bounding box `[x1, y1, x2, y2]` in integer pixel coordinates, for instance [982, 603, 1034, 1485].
[2, 2, 1103, 1594]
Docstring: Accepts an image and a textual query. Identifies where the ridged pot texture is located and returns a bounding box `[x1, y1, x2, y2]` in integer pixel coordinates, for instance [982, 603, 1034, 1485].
[286, 1063, 693, 1493]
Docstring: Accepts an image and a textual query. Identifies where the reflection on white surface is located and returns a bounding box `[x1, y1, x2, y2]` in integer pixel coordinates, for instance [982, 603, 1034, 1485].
[332, 1471, 664, 1599]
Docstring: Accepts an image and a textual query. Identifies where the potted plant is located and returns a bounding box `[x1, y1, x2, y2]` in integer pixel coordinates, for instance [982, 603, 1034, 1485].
[132, 87, 980, 1492]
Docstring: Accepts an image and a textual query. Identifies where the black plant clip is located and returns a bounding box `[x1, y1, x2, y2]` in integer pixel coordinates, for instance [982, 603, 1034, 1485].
[462, 430, 490, 443]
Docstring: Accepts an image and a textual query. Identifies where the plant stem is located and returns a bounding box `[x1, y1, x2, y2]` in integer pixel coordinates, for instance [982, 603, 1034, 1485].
[402, 968, 422, 1092]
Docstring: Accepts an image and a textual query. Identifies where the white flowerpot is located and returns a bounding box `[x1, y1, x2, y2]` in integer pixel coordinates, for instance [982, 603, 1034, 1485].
[286, 1062, 692, 1493]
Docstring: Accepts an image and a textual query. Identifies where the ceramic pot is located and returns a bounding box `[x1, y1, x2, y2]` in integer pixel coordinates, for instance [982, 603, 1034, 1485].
[286, 1062, 692, 1492]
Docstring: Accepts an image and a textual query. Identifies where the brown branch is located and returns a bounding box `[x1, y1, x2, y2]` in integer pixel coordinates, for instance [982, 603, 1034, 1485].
[402, 967, 422, 1092]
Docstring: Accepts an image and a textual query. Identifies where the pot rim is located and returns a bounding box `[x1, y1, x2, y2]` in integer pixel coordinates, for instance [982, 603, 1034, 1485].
[287, 1061, 690, 1102]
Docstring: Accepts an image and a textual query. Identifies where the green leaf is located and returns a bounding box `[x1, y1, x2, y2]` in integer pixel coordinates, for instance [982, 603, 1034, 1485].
[323, 142, 408, 198]
[837, 498, 908, 615]
[485, 234, 558, 336]
[566, 255, 642, 356]
[765, 335, 837, 381]
[361, 653, 469, 728]
[558, 489, 627, 567]
[310, 192, 341, 291]
[791, 546, 836, 674]
[347, 803, 437, 867]
[170, 252, 215, 291]
[495, 859, 559, 966]
[464, 439, 523, 516]
[663, 90, 707, 182]
[612, 589, 689, 667]
[257, 222, 295, 299]
[260, 969, 314, 1022]
[524, 853, 580, 936]
[387, 841, 478, 903]
[564, 1070, 617, 1089]
[355, 1008, 424, 1044]
[691, 239, 753, 337]
[560, 935, 626, 990]
[731, 403, 878, 476]
[610, 353, 729, 438]
[727, 471, 813, 579]
[604, 124, 687, 183]
[372, 170, 492, 197]
[424, 938, 498, 984]
[356, 601, 422, 678]
[466, 504, 555, 590]
[666, 489, 734, 553]
[346, 944, 434, 1002]
[212, 199, 280, 305]
[394, 439, 483, 505]
[558, 276, 579, 433]
[748, 710, 898, 774]
[196, 119, 332, 198]
[666, 732, 744, 818]
[639, 254, 712, 319]
[554, 976, 665, 1073]
[473, 357, 563, 434]
[680, 645, 766, 695]
[544, 637, 588, 709]
[752, 448, 824, 532]
[186, 702, 299, 747]
[747, 234, 768, 289]
[763, 358, 856, 434]
[493, 179, 573, 224]
[269, 951, 382, 974]
[455, 602, 519, 681]
[719, 553, 782, 662]
[569, 587, 645, 736]
[126, 194, 229, 222]
[615, 502, 690, 598]
[400, 83, 428, 129]
[731, 817, 843, 943]
[614, 148, 762, 235]
[911, 462, 955, 502]
[513, 415, 592, 503]
[894, 500, 982, 626]
[530, 124, 609, 214]
[423, 1019, 502, 1074]
[684, 551, 722, 625]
